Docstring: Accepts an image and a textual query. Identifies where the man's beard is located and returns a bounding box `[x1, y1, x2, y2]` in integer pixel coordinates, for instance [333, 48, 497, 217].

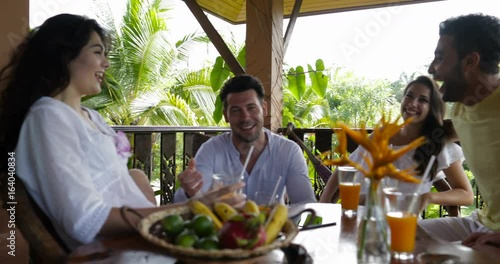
[235, 127, 262, 143]
[441, 64, 467, 102]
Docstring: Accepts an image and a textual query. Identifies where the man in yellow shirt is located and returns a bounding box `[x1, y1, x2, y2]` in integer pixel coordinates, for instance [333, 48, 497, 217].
[419, 13, 500, 251]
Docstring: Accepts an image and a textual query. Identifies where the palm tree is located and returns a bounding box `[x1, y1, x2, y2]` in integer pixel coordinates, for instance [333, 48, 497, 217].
[84, 0, 216, 126]
[282, 88, 332, 128]
[326, 68, 399, 127]
[282, 60, 332, 128]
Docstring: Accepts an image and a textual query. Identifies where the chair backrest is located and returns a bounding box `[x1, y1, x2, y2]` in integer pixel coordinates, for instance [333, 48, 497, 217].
[282, 124, 334, 200]
[1, 173, 68, 263]
[184, 133, 212, 158]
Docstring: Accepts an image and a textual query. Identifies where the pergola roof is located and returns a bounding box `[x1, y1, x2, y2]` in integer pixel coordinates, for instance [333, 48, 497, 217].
[194, 0, 443, 24]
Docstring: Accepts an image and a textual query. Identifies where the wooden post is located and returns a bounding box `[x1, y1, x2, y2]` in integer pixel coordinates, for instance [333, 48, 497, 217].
[245, 0, 284, 132]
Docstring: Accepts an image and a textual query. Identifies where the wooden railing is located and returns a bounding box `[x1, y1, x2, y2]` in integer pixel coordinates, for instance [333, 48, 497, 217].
[113, 126, 230, 204]
[112, 126, 352, 204]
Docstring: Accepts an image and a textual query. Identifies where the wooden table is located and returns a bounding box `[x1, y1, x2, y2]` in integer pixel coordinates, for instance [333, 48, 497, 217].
[68, 203, 495, 263]
[289, 203, 495, 263]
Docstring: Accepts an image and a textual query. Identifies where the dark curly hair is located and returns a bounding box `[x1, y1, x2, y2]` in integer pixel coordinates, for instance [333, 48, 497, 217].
[219, 74, 265, 109]
[439, 13, 500, 74]
[0, 14, 109, 171]
[402, 76, 446, 180]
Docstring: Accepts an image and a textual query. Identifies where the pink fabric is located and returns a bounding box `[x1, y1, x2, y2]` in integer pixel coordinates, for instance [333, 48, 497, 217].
[114, 131, 132, 159]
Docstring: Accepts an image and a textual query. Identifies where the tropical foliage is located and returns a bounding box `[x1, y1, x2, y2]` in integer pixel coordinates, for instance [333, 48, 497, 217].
[282, 61, 331, 128]
[83, 0, 217, 126]
[209, 46, 246, 123]
[209, 53, 401, 129]
[83, 0, 404, 129]
[326, 69, 400, 127]
[283, 62, 400, 128]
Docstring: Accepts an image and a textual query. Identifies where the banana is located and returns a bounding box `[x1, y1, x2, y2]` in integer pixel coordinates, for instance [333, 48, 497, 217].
[264, 204, 288, 244]
[214, 202, 238, 222]
[188, 200, 223, 230]
[242, 200, 260, 216]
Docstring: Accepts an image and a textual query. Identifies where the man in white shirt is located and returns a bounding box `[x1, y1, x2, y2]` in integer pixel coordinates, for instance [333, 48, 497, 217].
[175, 75, 316, 205]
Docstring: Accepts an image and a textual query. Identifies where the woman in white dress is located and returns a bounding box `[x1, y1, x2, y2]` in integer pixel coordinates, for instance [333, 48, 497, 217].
[0, 14, 243, 250]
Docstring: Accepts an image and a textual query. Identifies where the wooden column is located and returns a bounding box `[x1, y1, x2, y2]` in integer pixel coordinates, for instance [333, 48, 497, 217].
[245, 0, 284, 132]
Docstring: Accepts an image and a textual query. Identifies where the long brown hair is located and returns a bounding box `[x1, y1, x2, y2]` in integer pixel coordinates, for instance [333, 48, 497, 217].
[0, 14, 109, 172]
[403, 76, 447, 179]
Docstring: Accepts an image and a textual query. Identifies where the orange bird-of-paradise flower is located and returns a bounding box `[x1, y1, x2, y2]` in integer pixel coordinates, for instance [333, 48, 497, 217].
[321, 115, 425, 183]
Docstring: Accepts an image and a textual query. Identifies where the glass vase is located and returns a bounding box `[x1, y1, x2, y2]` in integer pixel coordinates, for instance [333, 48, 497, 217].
[357, 178, 390, 264]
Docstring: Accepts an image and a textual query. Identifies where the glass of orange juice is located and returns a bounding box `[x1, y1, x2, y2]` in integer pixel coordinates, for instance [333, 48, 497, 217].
[383, 186, 422, 261]
[338, 166, 363, 216]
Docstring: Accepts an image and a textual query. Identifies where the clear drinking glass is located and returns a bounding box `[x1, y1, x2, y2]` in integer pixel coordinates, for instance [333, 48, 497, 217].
[253, 191, 279, 206]
[337, 166, 363, 216]
[383, 186, 422, 261]
[210, 173, 243, 190]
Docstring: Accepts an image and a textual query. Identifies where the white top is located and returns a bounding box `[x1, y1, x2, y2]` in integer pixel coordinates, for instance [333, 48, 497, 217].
[15, 97, 154, 249]
[349, 141, 464, 193]
[174, 129, 317, 205]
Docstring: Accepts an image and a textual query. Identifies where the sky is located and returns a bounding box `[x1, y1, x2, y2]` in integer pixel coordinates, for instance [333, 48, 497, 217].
[30, 0, 500, 81]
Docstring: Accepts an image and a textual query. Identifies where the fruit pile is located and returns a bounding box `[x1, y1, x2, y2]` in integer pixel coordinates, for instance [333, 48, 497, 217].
[159, 199, 288, 251]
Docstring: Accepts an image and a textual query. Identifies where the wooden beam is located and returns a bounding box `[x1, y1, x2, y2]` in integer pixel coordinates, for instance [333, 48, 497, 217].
[194, 0, 444, 25]
[283, 0, 303, 56]
[246, 0, 284, 132]
[183, 0, 245, 76]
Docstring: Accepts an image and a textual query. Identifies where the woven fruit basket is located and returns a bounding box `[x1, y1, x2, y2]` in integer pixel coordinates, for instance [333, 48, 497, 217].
[125, 204, 298, 261]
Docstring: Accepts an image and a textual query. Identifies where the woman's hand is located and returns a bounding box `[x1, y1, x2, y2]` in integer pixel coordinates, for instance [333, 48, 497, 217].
[427, 161, 474, 206]
[419, 192, 432, 212]
[319, 170, 340, 203]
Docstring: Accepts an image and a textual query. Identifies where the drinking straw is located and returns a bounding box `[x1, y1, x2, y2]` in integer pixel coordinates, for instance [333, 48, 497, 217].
[240, 145, 255, 179]
[233, 145, 254, 195]
[268, 175, 282, 206]
[417, 155, 436, 194]
[408, 155, 436, 213]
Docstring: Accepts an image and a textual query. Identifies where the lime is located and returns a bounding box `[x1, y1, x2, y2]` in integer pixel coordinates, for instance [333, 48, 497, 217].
[162, 215, 184, 237]
[205, 228, 218, 238]
[175, 230, 198, 248]
[194, 236, 220, 250]
[192, 214, 215, 237]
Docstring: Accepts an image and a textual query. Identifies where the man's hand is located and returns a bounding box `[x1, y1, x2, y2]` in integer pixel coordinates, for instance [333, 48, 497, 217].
[463, 232, 500, 247]
[178, 159, 203, 198]
[462, 232, 500, 259]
